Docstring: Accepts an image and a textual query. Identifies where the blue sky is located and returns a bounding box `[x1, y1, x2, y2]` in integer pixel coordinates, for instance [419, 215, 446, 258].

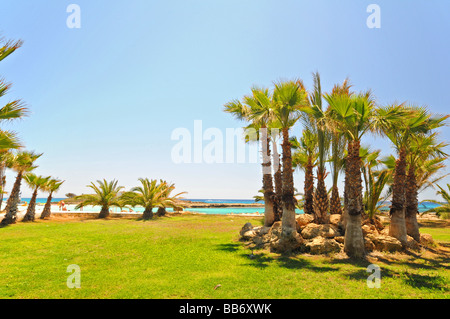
[0, 0, 449, 199]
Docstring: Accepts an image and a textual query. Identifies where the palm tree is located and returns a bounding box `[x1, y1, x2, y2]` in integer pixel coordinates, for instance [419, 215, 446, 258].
[75, 179, 124, 218]
[40, 178, 65, 219]
[329, 132, 346, 215]
[224, 87, 277, 226]
[271, 133, 283, 221]
[22, 174, 51, 222]
[361, 149, 391, 227]
[326, 79, 352, 221]
[325, 91, 378, 258]
[306, 72, 331, 224]
[0, 86, 27, 209]
[155, 179, 187, 217]
[380, 105, 444, 245]
[0, 149, 13, 210]
[0, 36, 28, 207]
[292, 129, 317, 216]
[272, 79, 309, 246]
[382, 152, 448, 219]
[0, 36, 23, 62]
[360, 146, 382, 210]
[1, 151, 42, 225]
[121, 178, 186, 220]
[405, 131, 448, 241]
[0, 134, 23, 209]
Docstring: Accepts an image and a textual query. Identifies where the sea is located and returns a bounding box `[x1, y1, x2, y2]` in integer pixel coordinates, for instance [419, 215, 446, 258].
[9, 198, 441, 215]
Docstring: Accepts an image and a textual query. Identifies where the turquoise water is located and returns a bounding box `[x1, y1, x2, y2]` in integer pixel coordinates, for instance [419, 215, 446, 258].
[67, 205, 304, 215]
[12, 198, 441, 215]
[183, 207, 304, 215]
[379, 202, 441, 213]
[16, 198, 259, 205]
[13, 198, 67, 204]
[187, 199, 258, 204]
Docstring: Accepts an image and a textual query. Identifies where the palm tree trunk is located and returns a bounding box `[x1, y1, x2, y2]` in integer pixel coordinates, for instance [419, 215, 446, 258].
[0, 162, 6, 211]
[261, 128, 275, 227]
[22, 188, 38, 222]
[342, 144, 351, 230]
[40, 192, 53, 219]
[313, 167, 329, 224]
[405, 163, 420, 241]
[304, 157, 314, 216]
[272, 140, 283, 222]
[389, 147, 408, 246]
[344, 140, 365, 258]
[156, 207, 167, 217]
[98, 205, 110, 219]
[330, 185, 342, 215]
[362, 167, 369, 212]
[0, 176, 5, 211]
[1, 171, 23, 225]
[142, 206, 153, 220]
[280, 128, 297, 239]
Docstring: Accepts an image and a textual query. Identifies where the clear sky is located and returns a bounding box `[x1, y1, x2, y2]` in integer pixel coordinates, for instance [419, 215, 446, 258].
[0, 0, 449, 199]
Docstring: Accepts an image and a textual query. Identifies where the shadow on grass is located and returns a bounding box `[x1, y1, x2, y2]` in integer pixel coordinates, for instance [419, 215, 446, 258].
[277, 256, 340, 273]
[244, 254, 275, 269]
[216, 243, 340, 272]
[0, 219, 15, 228]
[369, 249, 450, 271]
[135, 217, 159, 222]
[246, 247, 448, 291]
[328, 256, 372, 268]
[344, 266, 449, 291]
[332, 248, 450, 292]
[216, 243, 241, 253]
[402, 272, 449, 291]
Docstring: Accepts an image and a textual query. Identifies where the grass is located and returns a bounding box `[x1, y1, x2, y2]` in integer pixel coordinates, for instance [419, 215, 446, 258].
[421, 227, 450, 243]
[0, 214, 449, 299]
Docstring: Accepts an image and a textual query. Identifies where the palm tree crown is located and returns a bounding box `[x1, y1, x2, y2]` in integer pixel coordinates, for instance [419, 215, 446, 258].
[122, 178, 186, 220]
[75, 179, 124, 218]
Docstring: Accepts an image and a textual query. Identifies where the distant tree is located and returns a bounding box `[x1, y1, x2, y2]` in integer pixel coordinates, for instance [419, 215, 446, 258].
[121, 178, 186, 220]
[41, 178, 64, 219]
[22, 174, 51, 222]
[74, 179, 124, 219]
[65, 193, 77, 198]
[2, 151, 42, 225]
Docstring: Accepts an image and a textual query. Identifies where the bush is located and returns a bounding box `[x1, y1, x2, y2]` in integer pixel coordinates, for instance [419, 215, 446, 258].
[438, 212, 450, 220]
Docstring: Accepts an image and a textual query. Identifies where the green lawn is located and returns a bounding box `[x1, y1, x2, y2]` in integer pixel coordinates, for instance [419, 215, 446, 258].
[420, 227, 450, 243]
[0, 215, 448, 299]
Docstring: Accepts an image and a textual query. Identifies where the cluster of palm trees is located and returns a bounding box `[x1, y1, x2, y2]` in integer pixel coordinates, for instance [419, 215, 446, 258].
[224, 73, 448, 258]
[74, 178, 186, 220]
[1, 37, 65, 225]
[0, 151, 64, 224]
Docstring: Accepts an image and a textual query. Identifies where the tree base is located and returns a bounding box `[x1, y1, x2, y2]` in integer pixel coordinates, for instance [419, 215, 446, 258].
[98, 208, 110, 219]
[344, 214, 365, 259]
[142, 209, 153, 220]
[22, 215, 35, 222]
[405, 212, 420, 242]
[1, 215, 16, 226]
[389, 209, 407, 246]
